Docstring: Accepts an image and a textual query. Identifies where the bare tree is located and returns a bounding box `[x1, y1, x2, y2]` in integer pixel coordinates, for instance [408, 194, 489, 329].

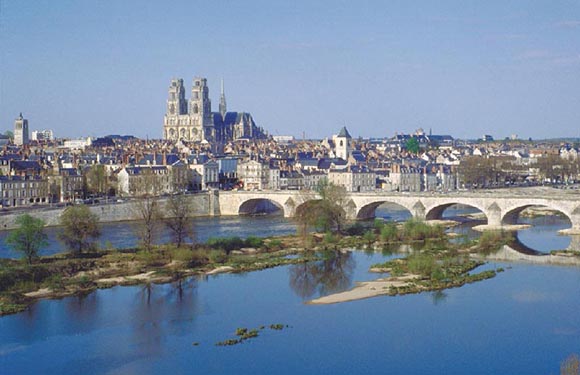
[165, 193, 195, 248]
[132, 168, 163, 252]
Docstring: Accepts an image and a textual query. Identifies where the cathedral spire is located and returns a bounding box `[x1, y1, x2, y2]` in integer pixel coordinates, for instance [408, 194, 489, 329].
[219, 78, 227, 120]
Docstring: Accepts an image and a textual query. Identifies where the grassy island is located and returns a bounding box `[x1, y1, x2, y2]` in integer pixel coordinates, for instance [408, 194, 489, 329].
[1, 187, 520, 316]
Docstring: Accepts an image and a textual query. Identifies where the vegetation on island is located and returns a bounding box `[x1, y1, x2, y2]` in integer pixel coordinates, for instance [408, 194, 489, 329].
[214, 324, 289, 347]
[59, 205, 101, 254]
[5, 214, 48, 265]
[0, 181, 521, 316]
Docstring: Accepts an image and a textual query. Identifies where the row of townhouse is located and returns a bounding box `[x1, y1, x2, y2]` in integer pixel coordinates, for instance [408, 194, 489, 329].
[0, 176, 49, 207]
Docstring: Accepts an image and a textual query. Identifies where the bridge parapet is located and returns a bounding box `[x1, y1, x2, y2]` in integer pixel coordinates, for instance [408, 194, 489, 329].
[219, 189, 580, 231]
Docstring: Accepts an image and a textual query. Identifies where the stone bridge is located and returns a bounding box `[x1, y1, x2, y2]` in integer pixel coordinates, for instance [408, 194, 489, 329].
[218, 188, 580, 232]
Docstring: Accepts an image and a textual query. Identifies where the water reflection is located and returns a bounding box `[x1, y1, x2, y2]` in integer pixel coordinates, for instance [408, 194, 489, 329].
[430, 290, 448, 306]
[288, 251, 355, 300]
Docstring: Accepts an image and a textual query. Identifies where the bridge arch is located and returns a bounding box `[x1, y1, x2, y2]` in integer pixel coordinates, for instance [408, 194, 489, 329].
[356, 201, 413, 221]
[501, 204, 572, 226]
[425, 202, 488, 223]
[238, 198, 284, 216]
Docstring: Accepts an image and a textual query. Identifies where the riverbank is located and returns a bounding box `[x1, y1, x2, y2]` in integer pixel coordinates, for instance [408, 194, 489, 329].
[0, 235, 321, 316]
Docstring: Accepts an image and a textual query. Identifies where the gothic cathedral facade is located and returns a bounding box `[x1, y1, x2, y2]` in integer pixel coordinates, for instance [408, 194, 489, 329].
[163, 77, 265, 143]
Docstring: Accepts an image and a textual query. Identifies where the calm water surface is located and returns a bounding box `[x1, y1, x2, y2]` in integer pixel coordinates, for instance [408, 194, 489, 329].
[1, 207, 579, 374]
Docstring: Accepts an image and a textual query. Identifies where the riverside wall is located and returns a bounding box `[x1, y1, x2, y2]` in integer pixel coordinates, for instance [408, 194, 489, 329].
[0, 192, 218, 231]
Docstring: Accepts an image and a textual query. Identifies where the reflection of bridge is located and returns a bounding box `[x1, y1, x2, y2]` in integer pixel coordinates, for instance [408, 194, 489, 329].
[218, 188, 580, 232]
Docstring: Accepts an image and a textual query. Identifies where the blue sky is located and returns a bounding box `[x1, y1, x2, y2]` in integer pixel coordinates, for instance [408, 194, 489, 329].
[1, 0, 579, 140]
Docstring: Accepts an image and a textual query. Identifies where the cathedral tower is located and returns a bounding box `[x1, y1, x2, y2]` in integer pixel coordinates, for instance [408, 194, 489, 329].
[190, 77, 214, 141]
[163, 79, 189, 140]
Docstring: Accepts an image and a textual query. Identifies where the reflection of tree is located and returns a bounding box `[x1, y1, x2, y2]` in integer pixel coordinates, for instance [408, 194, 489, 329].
[130, 277, 199, 358]
[430, 290, 447, 306]
[289, 251, 355, 300]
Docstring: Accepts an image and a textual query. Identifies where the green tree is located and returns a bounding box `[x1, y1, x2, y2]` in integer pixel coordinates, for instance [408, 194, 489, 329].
[84, 164, 109, 197]
[294, 180, 348, 235]
[59, 205, 101, 254]
[405, 137, 420, 154]
[6, 214, 48, 264]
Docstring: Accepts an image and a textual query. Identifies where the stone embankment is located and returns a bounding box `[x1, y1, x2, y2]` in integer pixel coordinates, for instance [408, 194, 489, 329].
[0, 193, 215, 231]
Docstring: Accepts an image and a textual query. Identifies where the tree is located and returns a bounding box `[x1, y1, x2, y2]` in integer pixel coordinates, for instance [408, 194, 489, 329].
[84, 164, 109, 197]
[6, 214, 48, 264]
[405, 137, 420, 154]
[165, 193, 195, 248]
[294, 180, 348, 235]
[59, 205, 101, 254]
[132, 168, 163, 252]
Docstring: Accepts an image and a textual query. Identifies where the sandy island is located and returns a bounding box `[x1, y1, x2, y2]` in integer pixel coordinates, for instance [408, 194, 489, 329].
[308, 274, 422, 305]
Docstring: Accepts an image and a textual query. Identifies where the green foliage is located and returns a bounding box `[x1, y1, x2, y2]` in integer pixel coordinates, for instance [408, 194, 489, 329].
[208, 249, 228, 264]
[322, 231, 339, 250]
[406, 253, 440, 278]
[206, 236, 265, 253]
[59, 205, 101, 254]
[477, 230, 511, 255]
[380, 222, 399, 242]
[363, 230, 376, 246]
[6, 214, 48, 264]
[405, 137, 420, 154]
[245, 236, 264, 248]
[401, 219, 445, 241]
[265, 239, 283, 251]
[295, 181, 348, 234]
[345, 222, 366, 236]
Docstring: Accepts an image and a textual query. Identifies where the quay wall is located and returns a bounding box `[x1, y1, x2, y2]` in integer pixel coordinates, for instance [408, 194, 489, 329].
[0, 192, 217, 231]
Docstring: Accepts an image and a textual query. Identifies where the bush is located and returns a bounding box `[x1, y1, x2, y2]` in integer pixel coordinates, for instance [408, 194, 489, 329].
[206, 237, 245, 254]
[245, 236, 264, 249]
[401, 219, 445, 241]
[407, 253, 440, 277]
[380, 222, 399, 242]
[265, 239, 283, 251]
[363, 230, 376, 246]
[345, 223, 366, 236]
[477, 230, 511, 255]
[208, 249, 228, 264]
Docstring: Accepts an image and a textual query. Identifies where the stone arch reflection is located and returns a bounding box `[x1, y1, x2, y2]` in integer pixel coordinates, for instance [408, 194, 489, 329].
[506, 205, 572, 254]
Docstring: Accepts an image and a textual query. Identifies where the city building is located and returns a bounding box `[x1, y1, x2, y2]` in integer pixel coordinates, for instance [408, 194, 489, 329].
[163, 77, 266, 143]
[31, 129, 54, 142]
[14, 113, 29, 146]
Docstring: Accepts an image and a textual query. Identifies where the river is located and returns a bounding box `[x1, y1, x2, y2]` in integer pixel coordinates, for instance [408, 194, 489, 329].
[1, 205, 579, 374]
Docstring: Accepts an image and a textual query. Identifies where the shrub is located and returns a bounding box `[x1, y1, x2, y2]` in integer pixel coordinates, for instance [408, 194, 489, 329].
[380, 222, 399, 242]
[208, 249, 228, 264]
[346, 223, 366, 236]
[245, 236, 264, 248]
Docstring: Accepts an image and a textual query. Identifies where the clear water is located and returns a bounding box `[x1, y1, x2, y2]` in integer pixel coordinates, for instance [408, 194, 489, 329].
[1, 207, 580, 374]
[1, 252, 579, 374]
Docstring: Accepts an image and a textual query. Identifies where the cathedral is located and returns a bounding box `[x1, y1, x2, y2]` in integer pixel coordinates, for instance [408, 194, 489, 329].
[163, 77, 266, 143]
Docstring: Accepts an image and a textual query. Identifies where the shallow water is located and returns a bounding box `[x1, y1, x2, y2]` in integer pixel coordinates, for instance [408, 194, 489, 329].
[1, 250, 579, 374]
[1, 208, 579, 374]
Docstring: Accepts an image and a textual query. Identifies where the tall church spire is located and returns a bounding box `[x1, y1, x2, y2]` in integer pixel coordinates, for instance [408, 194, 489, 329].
[219, 78, 227, 120]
